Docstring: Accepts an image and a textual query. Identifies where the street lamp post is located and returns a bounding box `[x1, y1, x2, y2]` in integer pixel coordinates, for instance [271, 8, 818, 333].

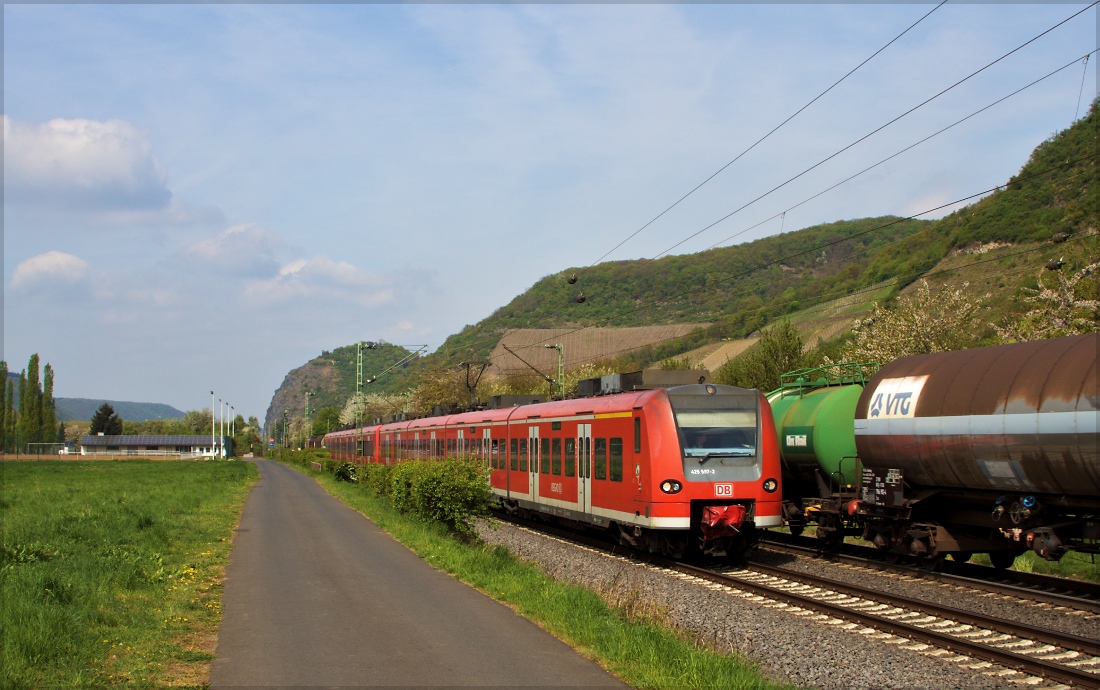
[211, 391, 216, 458]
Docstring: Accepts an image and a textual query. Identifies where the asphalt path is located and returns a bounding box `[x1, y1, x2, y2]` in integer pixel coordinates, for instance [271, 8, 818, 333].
[210, 459, 624, 688]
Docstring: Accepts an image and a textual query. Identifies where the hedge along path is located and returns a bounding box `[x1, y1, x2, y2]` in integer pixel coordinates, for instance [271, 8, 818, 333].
[0, 460, 257, 688]
[283, 458, 791, 690]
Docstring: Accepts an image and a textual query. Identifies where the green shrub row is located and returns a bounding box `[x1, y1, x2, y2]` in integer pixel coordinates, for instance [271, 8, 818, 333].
[270, 447, 331, 469]
[274, 451, 492, 533]
[358, 459, 491, 534]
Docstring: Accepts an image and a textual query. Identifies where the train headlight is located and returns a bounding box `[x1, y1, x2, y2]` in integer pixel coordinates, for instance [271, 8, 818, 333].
[660, 480, 683, 494]
[762, 478, 778, 493]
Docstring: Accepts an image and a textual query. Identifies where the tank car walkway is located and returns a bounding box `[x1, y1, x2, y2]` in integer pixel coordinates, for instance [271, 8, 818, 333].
[210, 459, 623, 688]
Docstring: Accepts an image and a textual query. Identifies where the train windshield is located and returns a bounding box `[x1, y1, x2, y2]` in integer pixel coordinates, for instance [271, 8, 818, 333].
[667, 385, 761, 482]
[675, 411, 757, 456]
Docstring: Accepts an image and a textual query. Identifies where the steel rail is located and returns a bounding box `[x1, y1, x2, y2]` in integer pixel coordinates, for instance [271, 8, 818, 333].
[496, 514, 1100, 689]
[758, 531, 1100, 615]
[738, 561, 1100, 656]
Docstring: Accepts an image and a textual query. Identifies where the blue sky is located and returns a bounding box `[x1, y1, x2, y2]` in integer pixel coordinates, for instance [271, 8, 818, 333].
[4, 3, 1096, 421]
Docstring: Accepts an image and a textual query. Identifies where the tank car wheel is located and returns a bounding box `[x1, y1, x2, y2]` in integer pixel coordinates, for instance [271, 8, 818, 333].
[789, 525, 804, 537]
[950, 551, 973, 564]
[919, 554, 945, 571]
[988, 551, 1018, 570]
[884, 552, 901, 565]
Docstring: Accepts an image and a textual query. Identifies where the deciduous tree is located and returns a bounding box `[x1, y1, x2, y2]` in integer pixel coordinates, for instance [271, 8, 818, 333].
[714, 321, 805, 392]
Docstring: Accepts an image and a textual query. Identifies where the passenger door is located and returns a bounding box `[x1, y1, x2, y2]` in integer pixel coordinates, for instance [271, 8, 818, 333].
[578, 423, 592, 514]
[528, 426, 540, 502]
[483, 428, 492, 470]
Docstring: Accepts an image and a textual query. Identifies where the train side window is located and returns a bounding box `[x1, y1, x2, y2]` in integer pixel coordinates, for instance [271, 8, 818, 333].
[542, 439, 552, 474]
[610, 438, 623, 482]
[549, 438, 560, 475]
[508, 438, 516, 470]
[565, 438, 576, 477]
[491, 439, 499, 468]
[594, 438, 607, 480]
[518, 438, 527, 471]
[634, 417, 642, 454]
[540, 438, 550, 475]
[562, 438, 574, 477]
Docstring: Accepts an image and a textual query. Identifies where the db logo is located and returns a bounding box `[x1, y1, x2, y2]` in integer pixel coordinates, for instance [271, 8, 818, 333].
[714, 484, 734, 497]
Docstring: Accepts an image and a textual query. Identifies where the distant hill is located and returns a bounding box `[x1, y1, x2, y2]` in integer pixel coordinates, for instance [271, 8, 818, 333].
[3, 374, 186, 422]
[268, 100, 1099, 422]
[55, 399, 185, 423]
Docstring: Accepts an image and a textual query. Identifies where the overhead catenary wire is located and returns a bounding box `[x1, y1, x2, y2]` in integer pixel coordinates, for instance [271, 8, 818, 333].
[589, 1, 949, 268]
[486, 150, 1099, 369]
[650, 0, 1100, 261]
[703, 48, 1099, 253]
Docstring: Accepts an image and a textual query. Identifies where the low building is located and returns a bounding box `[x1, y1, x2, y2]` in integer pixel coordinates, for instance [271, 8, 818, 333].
[79, 435, 231, 458]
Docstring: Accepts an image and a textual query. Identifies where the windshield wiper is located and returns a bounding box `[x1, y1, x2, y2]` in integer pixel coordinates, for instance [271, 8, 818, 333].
[692, 450, 754, 465]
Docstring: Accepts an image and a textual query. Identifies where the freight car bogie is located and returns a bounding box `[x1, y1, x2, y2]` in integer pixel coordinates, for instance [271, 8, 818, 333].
[854, 487, 1099, 567]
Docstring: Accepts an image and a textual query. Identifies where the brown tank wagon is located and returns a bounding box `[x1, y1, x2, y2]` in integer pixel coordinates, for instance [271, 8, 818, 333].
[850, 333, 1099, 567]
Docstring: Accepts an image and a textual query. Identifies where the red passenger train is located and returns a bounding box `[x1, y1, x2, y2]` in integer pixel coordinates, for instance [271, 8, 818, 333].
[323, 383, 783, 558]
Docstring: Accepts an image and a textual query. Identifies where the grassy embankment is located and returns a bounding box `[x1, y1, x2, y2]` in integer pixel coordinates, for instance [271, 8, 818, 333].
[276, 453, 793, 690]
[1, 460, 257, 688]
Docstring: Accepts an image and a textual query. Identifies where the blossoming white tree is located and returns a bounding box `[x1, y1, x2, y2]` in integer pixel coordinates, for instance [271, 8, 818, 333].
[844, 280, 986, 364]
[993, 259, 1099, 342]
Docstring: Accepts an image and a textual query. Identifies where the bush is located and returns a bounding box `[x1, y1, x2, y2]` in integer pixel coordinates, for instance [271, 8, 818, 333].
[380, 459, 491, 534]
[333, 462, 359, 483]
[361, 463, 393, 497]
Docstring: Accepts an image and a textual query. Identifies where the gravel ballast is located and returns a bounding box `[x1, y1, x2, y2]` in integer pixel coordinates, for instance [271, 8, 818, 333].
[475, 519, 1064, 690]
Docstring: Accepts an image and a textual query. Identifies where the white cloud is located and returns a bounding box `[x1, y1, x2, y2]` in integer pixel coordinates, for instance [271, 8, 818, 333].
[3, 116, 221, 225]
[183, 223, 286, 274]
[5, 116, 170, 210]
[10, 250, 90, 289]
[244, 255, 394, 307]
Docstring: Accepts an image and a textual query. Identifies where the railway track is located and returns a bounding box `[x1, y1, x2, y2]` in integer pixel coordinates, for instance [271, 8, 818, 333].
[758, 531, 1100, 615]
[496, 514, 1100, 688]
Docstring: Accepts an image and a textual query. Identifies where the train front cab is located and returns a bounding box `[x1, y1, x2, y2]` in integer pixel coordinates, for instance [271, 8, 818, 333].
[641, 383, 783, 558]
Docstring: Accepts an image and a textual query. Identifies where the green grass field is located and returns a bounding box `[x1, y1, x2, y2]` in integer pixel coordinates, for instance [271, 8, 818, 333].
[288, 460, 793, 690]
[0, 460, 256, 688]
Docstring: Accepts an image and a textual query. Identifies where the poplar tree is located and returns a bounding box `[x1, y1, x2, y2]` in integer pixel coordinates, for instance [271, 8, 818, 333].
[18, 356, 43, 444]
[41, 364, 57, 444]
[0, 361, 7, 452]
[16, 369, 28, 450]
